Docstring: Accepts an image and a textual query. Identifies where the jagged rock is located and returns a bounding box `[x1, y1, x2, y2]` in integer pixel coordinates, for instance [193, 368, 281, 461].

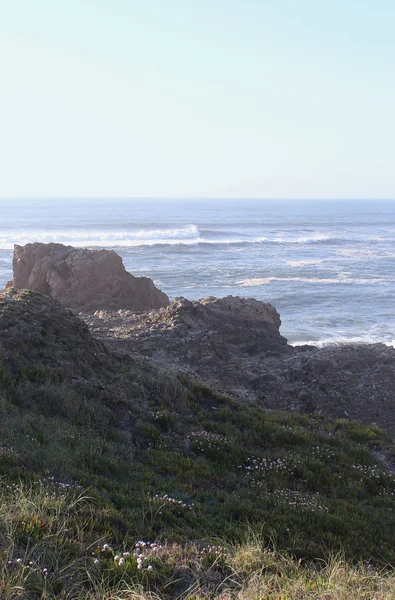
[83, 295, 294, 405]
[82, 297, 395, 436]
[84, 295, 290, 356]
[7, 242, 169, 314]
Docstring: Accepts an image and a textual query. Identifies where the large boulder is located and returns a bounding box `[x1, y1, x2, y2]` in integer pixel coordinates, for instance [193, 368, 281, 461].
[7, 242, 169, 314]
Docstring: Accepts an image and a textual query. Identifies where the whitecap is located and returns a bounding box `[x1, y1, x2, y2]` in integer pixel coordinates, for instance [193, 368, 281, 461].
[271, 232, 331, 244]
[286, 259, 326, 267]
[0, 224, 202, 249]
[291, 336, 395, 348]
[238, 276, 393, 287]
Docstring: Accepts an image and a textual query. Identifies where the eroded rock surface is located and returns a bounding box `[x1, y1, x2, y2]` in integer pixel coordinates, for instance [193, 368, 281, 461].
[7, 242, 169, 314]
[83, 296, 395, 436]
[85, 294, 289, 358]
[254, 344, 395, 435]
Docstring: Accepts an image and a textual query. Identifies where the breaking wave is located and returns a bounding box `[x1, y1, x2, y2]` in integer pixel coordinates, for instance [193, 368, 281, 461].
[0, 225, 202, 249]
[270, 233, 331, 244]
[0, 227, 358, 250]
[291, 337, 395, 349]
[239, 276, 393, 287]
[1, 198, 394, 350]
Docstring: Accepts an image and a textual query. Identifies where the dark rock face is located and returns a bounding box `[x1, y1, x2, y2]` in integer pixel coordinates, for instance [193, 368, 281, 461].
[252, 344, 395, 436]
[83, 294, 292, 400]
[2, 282, 394, 437]
[0, 288, 109, 381]
[83, 296, 395, 436]
[7, 242, 169, 314]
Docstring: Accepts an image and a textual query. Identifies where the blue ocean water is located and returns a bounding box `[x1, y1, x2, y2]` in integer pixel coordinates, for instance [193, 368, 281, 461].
[0, 198, 394, 347]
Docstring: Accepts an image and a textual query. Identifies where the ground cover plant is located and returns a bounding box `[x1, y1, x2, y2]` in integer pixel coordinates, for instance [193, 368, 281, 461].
[0, 342, 395, 597]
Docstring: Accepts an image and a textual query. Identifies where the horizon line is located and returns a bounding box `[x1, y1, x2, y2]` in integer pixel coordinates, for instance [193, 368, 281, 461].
[1, 196, 395, 202]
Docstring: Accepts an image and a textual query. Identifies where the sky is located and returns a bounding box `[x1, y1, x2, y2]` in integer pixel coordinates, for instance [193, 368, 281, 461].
[1, 0, 394, 199]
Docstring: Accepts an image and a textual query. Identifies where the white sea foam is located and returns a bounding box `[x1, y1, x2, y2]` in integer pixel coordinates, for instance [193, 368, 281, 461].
[286, 257, 364, 268]
[271, 232, 331, 244]
[335, 248, 395, 259]
[291, 337, 395, 348]
[239, 276, 393, 287]
[0, 229, 270, 250]
[0, 224, 202, 249]
[286, 259, 326, 267]
[0, 226, 351, 250]
[0, 238, 201, 249]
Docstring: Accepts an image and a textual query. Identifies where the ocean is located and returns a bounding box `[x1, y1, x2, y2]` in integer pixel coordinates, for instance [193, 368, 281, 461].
[1, 198, 394, 347]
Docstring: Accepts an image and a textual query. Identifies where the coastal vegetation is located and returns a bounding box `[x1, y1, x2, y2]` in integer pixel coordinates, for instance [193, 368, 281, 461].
[1, 363, 394, 598]
[0, 289, 394, 598]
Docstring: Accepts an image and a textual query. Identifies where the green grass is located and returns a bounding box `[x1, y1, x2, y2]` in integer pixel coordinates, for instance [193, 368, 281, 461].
[0, 359, 395, 598]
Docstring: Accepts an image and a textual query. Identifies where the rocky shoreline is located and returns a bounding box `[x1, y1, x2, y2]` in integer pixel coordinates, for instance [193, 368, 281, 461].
[81, 296, 395, 437]
[4, 242, 395, 436]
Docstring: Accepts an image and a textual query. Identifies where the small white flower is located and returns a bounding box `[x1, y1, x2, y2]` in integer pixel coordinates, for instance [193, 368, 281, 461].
[137, 563, 143, 570]
[94, 559, 99, 565]
[118, 557, 125, 566]
[147, 565, 153, 572]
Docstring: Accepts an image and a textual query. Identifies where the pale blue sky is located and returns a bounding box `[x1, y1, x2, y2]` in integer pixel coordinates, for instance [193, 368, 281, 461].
[1, 1, 394, 198]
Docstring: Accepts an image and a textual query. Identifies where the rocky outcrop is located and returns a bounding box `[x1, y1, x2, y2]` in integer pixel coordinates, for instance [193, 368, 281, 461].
[2, 266, 394, 436]
[0, 288, 182, 424]
[0, 288, 109, 381]
[7, 242, 169, 314]
[252, 343, 395, 436]
[83, 296, 395, 436]
[85, 294, 290, 356]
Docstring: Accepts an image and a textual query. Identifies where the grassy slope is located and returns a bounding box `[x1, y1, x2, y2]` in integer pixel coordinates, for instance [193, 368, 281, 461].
[1, 351, 395, 598]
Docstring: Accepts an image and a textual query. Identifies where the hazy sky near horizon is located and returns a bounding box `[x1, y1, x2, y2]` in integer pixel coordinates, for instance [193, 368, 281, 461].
[1, 1, 394, 199]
